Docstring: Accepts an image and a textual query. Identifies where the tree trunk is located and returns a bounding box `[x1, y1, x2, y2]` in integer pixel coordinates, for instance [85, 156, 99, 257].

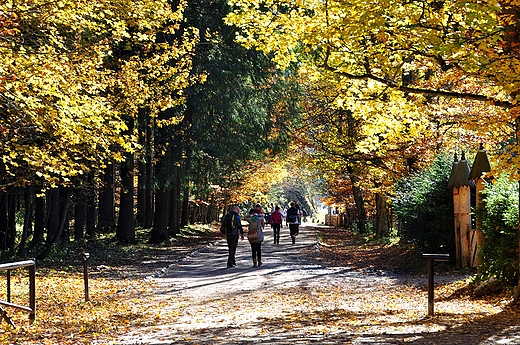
[137, 108, 155, 229]
[350, 174, 367, 233]
[6, 188, 17, 249]
[74, 189, 86, 241]
[0, 187, 19, 251]
[59, 188, 71, 244]
[98, 164, 115, 233]
[375, 193, 389, 237]
[86, 180, 96, 238]
[137, 108, 149, 227]
[46, 188, 60, 244]
[149, 189, 170, 243]
[516, 180, 520, 301]
[137, 159, 147, 227]
[17, 187, 34, 256]
[169, 171, 181, 236]
[29, 191, 46, 249]
[36, 188, 72, 260]
[117, 155, 136, 243]
[0, 192, 7, 250]
[513, 116, 520, 302]
[145, 160, 154, 229]
[181, 186, 189, 228]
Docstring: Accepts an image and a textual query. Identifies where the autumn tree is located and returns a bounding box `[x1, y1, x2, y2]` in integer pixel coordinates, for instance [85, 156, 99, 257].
[225, 0, 517, 170]
[225, 0, 520, 293]
[147, 0, 300, 243]
[0, 0, 197, 255]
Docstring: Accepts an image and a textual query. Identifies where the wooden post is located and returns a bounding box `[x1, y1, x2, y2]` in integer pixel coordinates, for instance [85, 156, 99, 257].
[83, 253, 90, 302]
[453, 186, 461, 267]
[448, 154, 462, 267]
[469, 145, 491, 268]
[449, 151, 474, 268]
[459, 185, 471, 268]
[471, 178, 486, 267]
[423, 254, 450, 316]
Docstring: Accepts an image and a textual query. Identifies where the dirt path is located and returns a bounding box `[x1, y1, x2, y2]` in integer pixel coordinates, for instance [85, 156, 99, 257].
[109, 224, 520, 345]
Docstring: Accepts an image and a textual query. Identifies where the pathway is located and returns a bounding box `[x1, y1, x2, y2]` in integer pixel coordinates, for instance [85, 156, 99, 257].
[110, 224, 519, 345]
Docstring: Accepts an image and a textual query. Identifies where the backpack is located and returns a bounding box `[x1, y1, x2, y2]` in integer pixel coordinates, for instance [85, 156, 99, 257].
[220, 213, 234, 234]
[247, 217, 264, 242]
[271, 212, 282, 224]
[287, 209, 298, 223]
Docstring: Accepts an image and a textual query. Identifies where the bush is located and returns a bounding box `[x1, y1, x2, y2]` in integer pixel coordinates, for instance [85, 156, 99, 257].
[392, 154, 455, 253]
[477, 174, 519, 284]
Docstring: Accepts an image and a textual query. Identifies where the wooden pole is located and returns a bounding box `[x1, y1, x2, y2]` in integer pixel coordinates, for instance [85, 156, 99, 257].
[472, 178, 485, 267]
[459, 185, 471, 268]
[423, 254, 450, 315]
[453, 187, 461, 267]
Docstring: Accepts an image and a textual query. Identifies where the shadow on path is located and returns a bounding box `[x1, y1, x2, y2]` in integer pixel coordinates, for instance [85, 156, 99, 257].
[110, 224, 519, 345]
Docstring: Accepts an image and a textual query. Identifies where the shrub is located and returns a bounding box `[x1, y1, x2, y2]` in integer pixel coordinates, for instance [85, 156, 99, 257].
[392, 154, 455, 253]
[477, 174, 519, 284]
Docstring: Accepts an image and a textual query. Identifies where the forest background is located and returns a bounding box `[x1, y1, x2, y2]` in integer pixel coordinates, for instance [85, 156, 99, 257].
[1, 0, 520, 330]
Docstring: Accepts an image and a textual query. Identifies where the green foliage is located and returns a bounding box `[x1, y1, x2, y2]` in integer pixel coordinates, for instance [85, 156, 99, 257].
[477, 174, 519, 284]
[392, 154, 454, 253]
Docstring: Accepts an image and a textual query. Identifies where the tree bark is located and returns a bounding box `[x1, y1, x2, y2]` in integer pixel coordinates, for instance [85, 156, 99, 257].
[169, 171, 181, 236]
[36, 188, 72, 260]
[117, 155, 136, 243]
[46, 188, 60, 244]
[29, 190, 46, 249]
[86, 179, 96, 238]
[74, 189, 86, 241]
[137, 107, 151, 227]
[181, 185, 189, 228]
[17, 187, 33, 256]
[0, 192, 7, 250]
[375, 193, 389, 237]
[98, 164, 115, 233]
[516, 180, 520, 301]
[350, 174, 367, 233]
[149, 189, 170, 243]
[513, 116, 520, 302]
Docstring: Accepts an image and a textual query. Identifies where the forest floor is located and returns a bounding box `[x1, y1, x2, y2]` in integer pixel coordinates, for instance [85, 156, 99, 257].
[105, 223, 519, 345]
[2, 223, 519, 344]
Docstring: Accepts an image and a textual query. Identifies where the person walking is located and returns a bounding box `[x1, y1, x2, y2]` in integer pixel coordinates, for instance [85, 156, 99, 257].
[245, 208, 265, 267]
[270, 205, 283, 244]
[254, 203, 265, 215]
[286, 202, 300, 244]
[220, 205, 244, 268]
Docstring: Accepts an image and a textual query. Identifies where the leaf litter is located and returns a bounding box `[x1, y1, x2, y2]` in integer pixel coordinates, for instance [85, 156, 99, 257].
[0, 225, 518, 344]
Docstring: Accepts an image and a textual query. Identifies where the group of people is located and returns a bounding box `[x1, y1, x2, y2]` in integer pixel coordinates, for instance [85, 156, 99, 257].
[221, 202, 304, 269]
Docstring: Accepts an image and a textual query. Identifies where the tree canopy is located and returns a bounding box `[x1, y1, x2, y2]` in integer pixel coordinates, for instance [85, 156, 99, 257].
[225, 0, 520, 183]
[0, 0, 197, 189]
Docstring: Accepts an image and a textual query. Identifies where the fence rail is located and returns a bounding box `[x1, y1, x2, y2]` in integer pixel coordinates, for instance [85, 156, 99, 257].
[0, 259, 36, 324]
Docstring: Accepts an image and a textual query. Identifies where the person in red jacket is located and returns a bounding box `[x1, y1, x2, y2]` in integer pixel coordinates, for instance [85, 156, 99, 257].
[270, 205, 283, 244]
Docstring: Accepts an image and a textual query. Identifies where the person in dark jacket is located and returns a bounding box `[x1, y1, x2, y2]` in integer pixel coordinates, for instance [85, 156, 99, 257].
[285, 202, 300, 244]
[222, 205, 244, 268]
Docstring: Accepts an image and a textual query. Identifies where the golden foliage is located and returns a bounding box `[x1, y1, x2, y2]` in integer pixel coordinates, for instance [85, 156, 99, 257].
[226, 0, 520, 196]
[0, 0, 197, 188]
